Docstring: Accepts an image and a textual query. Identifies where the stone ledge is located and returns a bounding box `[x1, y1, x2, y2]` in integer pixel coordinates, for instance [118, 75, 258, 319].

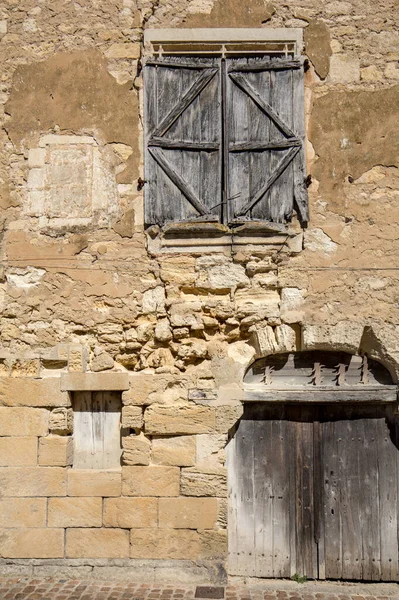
[60, 372, 129, 391]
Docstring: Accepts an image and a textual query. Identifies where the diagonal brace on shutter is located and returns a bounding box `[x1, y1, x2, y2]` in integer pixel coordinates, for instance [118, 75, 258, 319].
[229, 72, 297, 139]
[236, 146, 300, 217]
[149, 147, 210, 216]
[150, 68, 218, 139]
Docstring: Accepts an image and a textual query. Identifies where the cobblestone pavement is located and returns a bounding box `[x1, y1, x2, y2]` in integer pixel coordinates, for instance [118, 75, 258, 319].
[0, 578, 398, 600]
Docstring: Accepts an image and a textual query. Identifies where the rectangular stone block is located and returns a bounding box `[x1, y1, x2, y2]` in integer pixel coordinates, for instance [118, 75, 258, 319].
[180, 470, 227, 497]
[121, 406, 143, 429]
[0, 498, 46, 527]
[48, 497, 102, 527]
[159, 498, 219, 530]
[0, 378, 69, 407]
[122, 466, 179, 497]
[129, 529, 227, 561]
[0, 528, 64, 558]
[103, 497, 158, 528]
[68, 469, 121, 497]
[39, 435, 73, 466]
[60, 372, 129, 391]
[145, 405, 216, 435]
[0, 436, 38, 466]
[122, 434, 150, 465]
[0, 467, 66, 496]
[122, 373, 172, 406]
[0, 407, 49, 436]
[66, 528, 130, 558]
[152, 435, 196, 467]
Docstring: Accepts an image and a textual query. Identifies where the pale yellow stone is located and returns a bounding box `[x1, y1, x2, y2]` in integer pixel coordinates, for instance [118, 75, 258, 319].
[10, 359, 39, 377]
[122, 466, 179, 497]
[0, 498, 46, 527]
[180, 470, 227, 497]
[145, 404, 216, 435]
[49, 407, 73, 434]
[0, 436, 38, 466]
[0, 528, 64, 558]
[68, 469, 121, 497]
[39, 435, 73, 466]
[68, 347, 84, 372]
[66, 528, 130, 558]
[103, 497, 158, 528]
[0, 378, 69, 407]
[328, 54, 360, 83]
[48, 497, 103, 527]
[159, 497, 219, 530]
[121, 405, 143, 429]
[130, 528, 227, 560]
[122, 373, 172, 406]
[105, 43, 140, 59]
[361, 65, 383, 81]
[215, 404, 243, 433]
[152, 436, 196, 467]
[0, 467, 66, 496]
[122, 433, 150, 465]
[0, 407, 49, 436]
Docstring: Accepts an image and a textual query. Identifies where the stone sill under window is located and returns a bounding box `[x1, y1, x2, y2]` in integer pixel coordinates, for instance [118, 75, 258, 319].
[146, 220, 304, 254]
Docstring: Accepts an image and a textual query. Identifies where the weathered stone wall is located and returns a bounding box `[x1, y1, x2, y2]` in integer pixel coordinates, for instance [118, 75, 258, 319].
[0, 0, 399, 581]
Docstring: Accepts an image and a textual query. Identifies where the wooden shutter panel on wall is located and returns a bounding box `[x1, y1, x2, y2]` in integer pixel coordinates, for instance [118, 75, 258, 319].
[226, 57, 308, 224]
[144, 57, 222, 226]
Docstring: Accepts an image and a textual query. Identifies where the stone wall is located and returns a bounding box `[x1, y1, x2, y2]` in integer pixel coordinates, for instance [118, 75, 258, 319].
[0, 0, 399, 582]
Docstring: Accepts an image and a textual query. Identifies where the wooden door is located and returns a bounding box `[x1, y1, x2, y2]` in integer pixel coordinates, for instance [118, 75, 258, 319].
[227, 403, 399, 580]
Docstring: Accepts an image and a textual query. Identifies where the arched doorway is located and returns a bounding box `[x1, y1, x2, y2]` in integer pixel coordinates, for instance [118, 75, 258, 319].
[227, 351, 399, 581]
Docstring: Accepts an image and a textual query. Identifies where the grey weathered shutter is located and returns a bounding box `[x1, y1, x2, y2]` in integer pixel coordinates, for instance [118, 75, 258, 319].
[226, 57, 308, 224]
[144, 57, 222, 226]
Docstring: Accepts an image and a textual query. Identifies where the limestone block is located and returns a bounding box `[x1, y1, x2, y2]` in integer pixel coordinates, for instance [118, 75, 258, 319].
[0, 378, 69, 407]
[0, 436, 38, 466]
[60, 372, 128, 391]
[304, 228, 337, 253]
[177, 339, 208, 362]
[105, 43, 140, 59]
[0, 407, 49, 437]
[159, 497, 219, 530]
[130, 528, 227, 560]
[130, 528, 200, 560]
[328, 54, 360, 84]
[196, 434, 226, 470]
[122, 373, 172, 406]
[90, 352, 114, 372]
[155, 319, 172, 342]
[361, 65, 383, 81]
[145, 405, 216, 435]
[235, 289, 280, 320]
[0, 498, 46, 527]
[180, 470, 227, 497]
[122, 466, 179, 497]
[68, 469, 121, 497]
[160, 256, 196, 285]
[302, 322, 364, 354]
[385, 62, 399, 80]
[142, 286, 166, 314]
[103, 497, 158, 528]
[49, 407, 73, 434]
[48, 497, 103, 527]
[66, 528, 130, 558]
[28, 148, 46, 168]
[152, 435, 196, 467]
[196, 257, 249, 291]
[0, 467, 66, 496]
[0, 528, 64, 558]
[39, 435, 73, 466]
[122, 433, 151, 465]
[169, 302, 203, 329]
[121, 406, 143, 429]
[215, 404, 243, 434]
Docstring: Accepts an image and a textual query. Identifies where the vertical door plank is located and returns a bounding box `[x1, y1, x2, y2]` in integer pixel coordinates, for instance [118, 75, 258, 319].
[322, 410, 342, 579]
[271, 409, 291, 577]
[292, 64, 309, 222]
[102, 391, 122, 469]
[200, 62, 221, 219]
[378, 408, 399, 580]
[144, 64, 158, 226]
[227, 428, 239, 574]
[253, 412, 272, 576]
[73, 391, 93, 469]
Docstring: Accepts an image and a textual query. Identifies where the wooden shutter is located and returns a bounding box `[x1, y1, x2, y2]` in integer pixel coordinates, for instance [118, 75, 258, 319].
[226, 57, 308, 224]
[144, 57, 222, 226]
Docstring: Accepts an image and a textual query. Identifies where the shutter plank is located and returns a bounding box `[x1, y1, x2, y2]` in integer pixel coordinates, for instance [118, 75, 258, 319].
[292, 65, 309, 222]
